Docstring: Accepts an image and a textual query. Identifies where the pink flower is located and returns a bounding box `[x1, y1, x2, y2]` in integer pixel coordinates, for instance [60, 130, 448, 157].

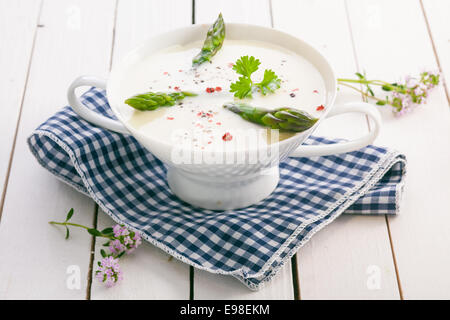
[391, 70, 440, 116]
[95, 256, 123, 287]
[126, 232, 142, 254]
[109, 239, 127, 255]
[414, 87, 423, 96]
[405, 76, 418, 88]
[110, 224, 142, 255]
[113, 224, 129, 237]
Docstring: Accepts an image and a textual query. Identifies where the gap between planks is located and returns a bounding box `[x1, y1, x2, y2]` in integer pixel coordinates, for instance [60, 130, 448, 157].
[190, 266, 195, 300]
[192, 0, 195, 24]
[344, 0, 404, 299]
[0, 0, 44, 222]
[419, 0, 450, 106]
[290, 256, 301, 300]
[86, 204, 99, 300]
[188, 0, 197, 300]
[384, 215, 404, 299]
[85, 0, 120, 300]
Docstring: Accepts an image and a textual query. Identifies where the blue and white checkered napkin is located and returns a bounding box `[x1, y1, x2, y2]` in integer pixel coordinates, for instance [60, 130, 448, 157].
[28, 88, 406, 290]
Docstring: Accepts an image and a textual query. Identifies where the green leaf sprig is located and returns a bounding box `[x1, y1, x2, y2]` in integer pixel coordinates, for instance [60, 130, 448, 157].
[230, 56, 281, 99]
[125, 91, 197, 111]
[192, 13, 226, 66]
[49, 208, 116, 241]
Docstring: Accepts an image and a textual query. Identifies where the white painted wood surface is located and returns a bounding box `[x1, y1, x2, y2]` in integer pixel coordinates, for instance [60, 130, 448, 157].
[196, 0, 272, 26]
[272, 0, 399, 299]
[0, 0, 41, 206]
[111, 0, 193, 66]
[0, 0, 115, 299]
[422, 0, 450, 100]
[0, 0, 449, 299]
[347, 0, 450, 299]
[90, 0, 192, 300]
[91, 211, 191, 299]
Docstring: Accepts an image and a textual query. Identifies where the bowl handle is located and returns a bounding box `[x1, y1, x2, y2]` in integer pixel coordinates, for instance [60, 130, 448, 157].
[289, 102, 382, 157]
[67, 76, 129, 134]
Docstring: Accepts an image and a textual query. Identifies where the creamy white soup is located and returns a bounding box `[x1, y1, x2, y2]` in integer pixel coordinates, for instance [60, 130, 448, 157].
[119, 40, 326, 151]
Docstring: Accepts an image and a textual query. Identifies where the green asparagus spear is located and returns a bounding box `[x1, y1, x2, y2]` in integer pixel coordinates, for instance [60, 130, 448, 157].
[192, 13, 225, 66]
[223, 102, 319, 132]
[125, 91, 197, 111]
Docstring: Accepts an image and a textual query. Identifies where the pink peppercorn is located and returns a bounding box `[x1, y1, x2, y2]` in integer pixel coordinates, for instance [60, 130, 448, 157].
[222, 132, 233, 141]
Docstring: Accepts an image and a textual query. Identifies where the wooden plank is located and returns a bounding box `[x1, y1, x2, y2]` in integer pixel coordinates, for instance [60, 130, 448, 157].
[0, 0, 41, 211]
[193, 0, 294, 299]
[271, 0, 400, 299]
[91, 210, 190, 299]
[196, 0, 272, 26]
[0, 0, 115, 299]
[111, 0, 193, 66]
[90, 0, 192, 300]
[347, 0, 450, 299]
[421, 0, 450, 101]
[194, 262, 294, 300]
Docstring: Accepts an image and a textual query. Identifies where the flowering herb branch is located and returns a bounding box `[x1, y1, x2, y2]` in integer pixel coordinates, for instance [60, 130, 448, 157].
[337, 71, 440, 116]
[49, 208, 142, 287]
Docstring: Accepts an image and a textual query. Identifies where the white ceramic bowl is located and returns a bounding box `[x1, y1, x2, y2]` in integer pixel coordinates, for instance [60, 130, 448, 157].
[68, 23, 381, 210]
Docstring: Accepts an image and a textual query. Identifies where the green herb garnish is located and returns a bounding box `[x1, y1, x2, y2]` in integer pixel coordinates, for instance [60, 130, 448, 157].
[223, 102, 318, 132]
[230, 56, 281, 99]
[125, 91, 197, 111]
[192, 13, 226, 66]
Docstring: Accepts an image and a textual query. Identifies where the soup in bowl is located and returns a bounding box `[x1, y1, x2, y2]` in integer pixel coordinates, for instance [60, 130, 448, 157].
[68, 22, 381, 210]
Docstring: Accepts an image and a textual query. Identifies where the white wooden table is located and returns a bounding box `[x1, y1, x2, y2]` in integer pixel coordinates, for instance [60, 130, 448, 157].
[0, 0, 449, 300]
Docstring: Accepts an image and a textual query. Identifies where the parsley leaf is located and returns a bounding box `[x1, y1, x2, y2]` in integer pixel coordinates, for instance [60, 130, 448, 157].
[255, 69, 281, 95]
[230, 76, 254, 99]
[232, 56, 260, 77]
[229, 56, 281, 99]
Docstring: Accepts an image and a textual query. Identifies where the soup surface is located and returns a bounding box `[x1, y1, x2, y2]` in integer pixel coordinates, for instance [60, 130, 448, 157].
[118, 40, 326, 151]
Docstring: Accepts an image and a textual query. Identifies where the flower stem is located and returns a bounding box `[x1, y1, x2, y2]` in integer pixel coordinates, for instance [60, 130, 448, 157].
[338, 82, 387, 104]
[49, 221, 89, 229]
[49, 221, 113, 239]
[337, 78, 370, 84]
[337, 78, 390, 86]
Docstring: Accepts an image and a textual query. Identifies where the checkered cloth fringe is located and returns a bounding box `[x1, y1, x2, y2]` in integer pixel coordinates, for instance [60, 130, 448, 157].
[28, 88, 406, 290]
